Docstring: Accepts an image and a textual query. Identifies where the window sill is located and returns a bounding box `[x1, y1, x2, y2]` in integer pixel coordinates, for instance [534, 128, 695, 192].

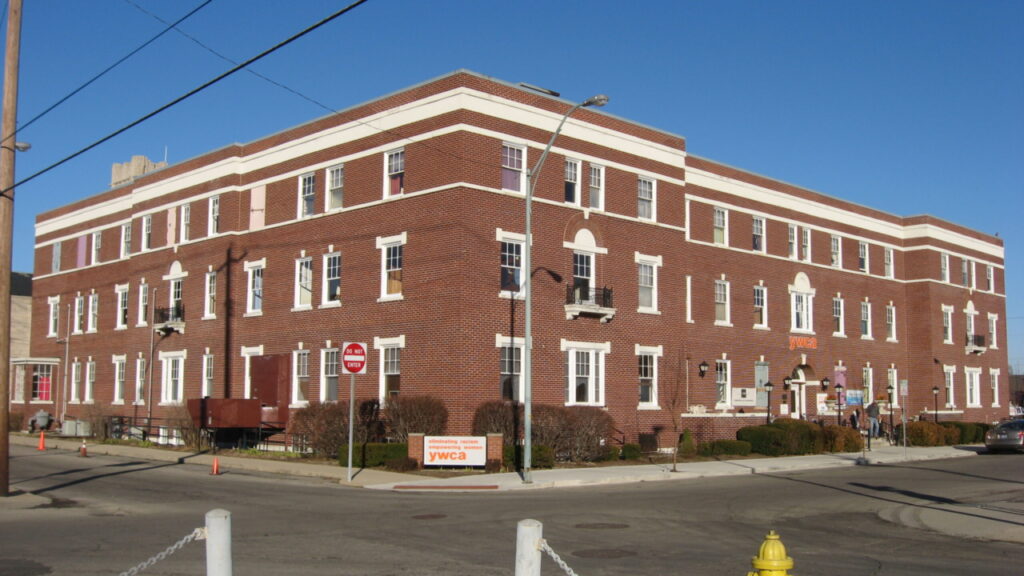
[202, 315, 216, 320]
[832, 332, 846, 338]
[319, 301, 342, 309]
[134, 400, 145, 406]
[861, 336, 874, 341]
[966, 404, 982, 409]
[499, 291, 525, 301]
[244, 311, 264, 318]
[135, 323, 148, 328]
[289, 402, 310, 409]
[637, 308, 661, 315]
[114, 326, 127, 331]
[714, 321, 733, 327]
[291, 306, 313, 313]
[790, 329, 814, 336]
[714, 403, 733, 411]
[112, 401, 125, 406]
[637, 404, 661, 411]
[377, 294, 404, 303]
[159, 401, 184, 407]
[564, 402, 605, 408]
[753, 325, 770, 331]
[886, 338, 898, 343]
[29, 400, 54, 404]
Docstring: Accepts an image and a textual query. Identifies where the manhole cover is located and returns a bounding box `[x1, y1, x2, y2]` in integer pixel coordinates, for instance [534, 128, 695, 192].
[411, 514, 447, 520]
[0, 558, 51, 575]
[572, 549, 637, 559]
[575, 522, 629, 530]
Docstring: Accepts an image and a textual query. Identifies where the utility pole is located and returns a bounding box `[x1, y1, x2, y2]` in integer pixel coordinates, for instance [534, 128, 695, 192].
[0, 0, 23, 498]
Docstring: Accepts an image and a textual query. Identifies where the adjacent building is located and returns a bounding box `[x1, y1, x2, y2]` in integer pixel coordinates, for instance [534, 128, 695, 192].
[13, 70, 1009, 446]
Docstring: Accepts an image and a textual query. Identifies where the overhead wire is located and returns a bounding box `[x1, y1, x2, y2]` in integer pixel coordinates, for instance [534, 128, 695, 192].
[2, 0, 214, 148]
[3, 0, 371, 197]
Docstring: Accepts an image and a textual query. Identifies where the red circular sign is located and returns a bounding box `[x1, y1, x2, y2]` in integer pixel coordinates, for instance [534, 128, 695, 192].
[342, 342, 367, 374]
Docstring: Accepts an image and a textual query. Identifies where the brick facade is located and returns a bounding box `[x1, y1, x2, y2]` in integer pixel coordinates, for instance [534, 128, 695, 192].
[14, 70, 1010, 449]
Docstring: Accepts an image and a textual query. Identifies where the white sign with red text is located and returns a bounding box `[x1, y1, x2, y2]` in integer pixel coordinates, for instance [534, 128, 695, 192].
[341, 342, 368, 375]
[423, 436, 486, 467]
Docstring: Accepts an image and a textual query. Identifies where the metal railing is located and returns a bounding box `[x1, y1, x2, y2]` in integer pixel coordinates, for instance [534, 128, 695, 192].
[155, 304, 185, 324]
[965, 333, 986, 348]
[565, 284, 614, 307]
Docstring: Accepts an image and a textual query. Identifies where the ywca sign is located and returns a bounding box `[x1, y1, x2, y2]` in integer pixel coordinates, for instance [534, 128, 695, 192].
[423, 436, 486, 467]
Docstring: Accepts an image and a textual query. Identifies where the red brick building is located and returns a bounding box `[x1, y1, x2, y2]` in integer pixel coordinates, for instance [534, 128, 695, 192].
[14, 70, 1009, 446]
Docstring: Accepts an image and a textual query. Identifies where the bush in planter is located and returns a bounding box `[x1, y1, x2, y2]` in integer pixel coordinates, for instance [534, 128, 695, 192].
[698, 439, 751, 457]
[737, 425, 786, 456]
[901, 421, 945, 446]
[822, 425, 864, 452]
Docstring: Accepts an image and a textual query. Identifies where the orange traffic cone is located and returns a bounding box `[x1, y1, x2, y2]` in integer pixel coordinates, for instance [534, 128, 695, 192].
[210, 457, 221, 476]
[37, 431, 46, 451]
[79, 439, 88, 457]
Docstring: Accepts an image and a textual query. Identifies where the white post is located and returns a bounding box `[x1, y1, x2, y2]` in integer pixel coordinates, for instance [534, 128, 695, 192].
[515, 519, 543, 576]
[206, 508, 232, 576]
[347, 373, 355, 482]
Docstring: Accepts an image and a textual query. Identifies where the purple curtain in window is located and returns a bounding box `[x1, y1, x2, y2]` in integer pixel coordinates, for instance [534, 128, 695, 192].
[77, 236, 87, 267]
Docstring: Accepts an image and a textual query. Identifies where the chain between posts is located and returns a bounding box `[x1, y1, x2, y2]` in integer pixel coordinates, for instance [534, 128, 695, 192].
[539, 538, 580, 576]
[119, 526, 207, 576]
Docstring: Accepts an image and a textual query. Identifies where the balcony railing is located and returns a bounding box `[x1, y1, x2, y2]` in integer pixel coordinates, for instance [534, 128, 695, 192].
[564, 284, 616, 322]
[155, 304, 185, 324]
[964, 333, 986, 354]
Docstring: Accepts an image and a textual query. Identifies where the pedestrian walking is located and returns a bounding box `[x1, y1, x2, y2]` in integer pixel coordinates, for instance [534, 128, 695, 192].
[849, 408, 860, 430]
[866, 401, 880, 438]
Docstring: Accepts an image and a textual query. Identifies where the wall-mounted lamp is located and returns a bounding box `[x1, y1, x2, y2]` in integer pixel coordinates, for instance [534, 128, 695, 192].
[820, 377, 830, 390]
[783, 376, 792, 390]
[698, 361, 709, 378]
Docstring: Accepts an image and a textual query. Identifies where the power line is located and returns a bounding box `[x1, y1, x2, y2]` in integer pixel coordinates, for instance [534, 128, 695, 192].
[2, 0, 370, 197]
[2, 0, 213, 148]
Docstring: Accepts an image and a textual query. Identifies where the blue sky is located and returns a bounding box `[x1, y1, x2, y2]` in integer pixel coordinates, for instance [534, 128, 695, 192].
[5, 0, 1023, 369]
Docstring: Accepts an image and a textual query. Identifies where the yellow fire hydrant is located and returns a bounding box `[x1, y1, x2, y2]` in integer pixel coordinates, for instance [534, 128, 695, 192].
[747, 530, 794, 576]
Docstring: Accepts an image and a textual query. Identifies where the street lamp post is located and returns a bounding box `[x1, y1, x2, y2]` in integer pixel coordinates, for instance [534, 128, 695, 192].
[835, 383, 844, 427]
[886, 384, 895, 441]
[931, 386, 939, 423]
[764, 381, 774, 425]
[783, 376, 793, 418]
[521, 91, 608, 483]
[820, 377, 830, 424]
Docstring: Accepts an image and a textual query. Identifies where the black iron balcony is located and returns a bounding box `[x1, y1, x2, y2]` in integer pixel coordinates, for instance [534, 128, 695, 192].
[964, 333, 986, 354]
[155, 304, 185, 324]
[564, 284, 616, 322]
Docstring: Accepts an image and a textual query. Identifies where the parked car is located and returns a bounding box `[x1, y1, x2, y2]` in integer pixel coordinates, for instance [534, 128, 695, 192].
[984, 419, 1024, 453]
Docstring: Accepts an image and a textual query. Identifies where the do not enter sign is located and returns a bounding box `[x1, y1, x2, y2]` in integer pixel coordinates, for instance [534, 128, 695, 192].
[341, 342, 368, 375]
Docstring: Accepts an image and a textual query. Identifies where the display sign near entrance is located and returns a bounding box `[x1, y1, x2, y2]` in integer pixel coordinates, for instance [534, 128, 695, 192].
[341, 342, 368, 375]
[423, 436, 486, 466]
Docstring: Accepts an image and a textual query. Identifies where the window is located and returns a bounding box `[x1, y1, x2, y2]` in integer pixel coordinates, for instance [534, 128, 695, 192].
[500, 239, 522, 293]
[589, 165, 604, 210]
[135, 358, 146, 405]
[752, 217, 765, 252]
[801, 228, 811, 262]
[942, 305, 953, 344]
[137, 283, 149, 326]
[940, 253, 949, 282]
[85, 360, 96, 403]
[787, 225, 798, 259]
[323, 253, 341, 305]
[377, 233, 407, 301]
[77, 236, 87, 268]
[501, 144, 525, 192]
[141, 215, 152, 251]
[386, 149, 405, 196]
[715, 359, 731, 407]
[73, 294, 85, 334]
[789, 273, 814, 333]
[965, 368, 981, 407]
[988, 313, 998, 349]
[208, 195, 221, 235]
[714, 279, 730, 325]
[830, 236, 842, 267]
[70, 361, 81, 403]
[321, 348, 339, 402]
[47, 296, 60, 337]
[637, 177, 655, 220]
[965, 306, 977, 341]
[753, 285, 767, 328]
[87, 292, 99, 333]
[884, 248, 894, 278]
[202, 353, 214, 398]
[832, 296, 845, 335]
[327, 165, 344, 210]
[298, 173, 315, 218]
[713, 207, 727, 245]
[888, 366, 899, 408]
[169, 278, 183, 322]
[120, 223, 132, 258]
[113, 356, 126, 404]
[32, 365, 53, 402]
[52, 242, 62, 273]
[961, 259, 969, 286]
[375, 335, 405, 401]
[969, 260, 977, 289]
[636, 345, 662, 408]
[292, 349, 309, 405]
[160, 351, 186, 404]
[572, 252, 594, 303]
[245, 259, 265, 315]
[985, 265, 994, 292]
[238, 344, 263, 397]
[858, 242, 869, 273]
[564, 159, 580, 204]
[990, 370, 1000, 407]
[500, 345, 522, 401]
[885, 304, 896, 341]
[944, 366, 956, 407]
[115, 284, 129, 329]
[862, 366, 874, 407]
[861, 301, 872, 339]
[563, 340, 608, 406]
[636, 253, 661, 313]
[294, 257, 313, 309]
[204, 272, 216, 318]
[180, 204, 190, 243]
[91, 232, 102, 265]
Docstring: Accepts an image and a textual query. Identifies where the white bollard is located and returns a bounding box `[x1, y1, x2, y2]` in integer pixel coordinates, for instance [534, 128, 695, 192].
[206, 509, 232, 576]
[515, 519, 543, 576]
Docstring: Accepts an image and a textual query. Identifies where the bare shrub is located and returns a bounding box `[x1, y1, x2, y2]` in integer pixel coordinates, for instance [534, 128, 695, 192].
[531, 404, 572, 460]
[81, 403, 111, 441]
[471, 400, 522, 445]
[564, 406, 615, 462]
[385, 395, 448, 443]
[167, 404, 205, 450]
[289, 401, 350, 457]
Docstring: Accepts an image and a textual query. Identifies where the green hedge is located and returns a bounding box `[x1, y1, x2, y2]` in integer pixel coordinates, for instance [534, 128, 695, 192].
[620, 443, 643, 460]
[698, 439, 752, 457]
[737, 426, 787, 456]
[503, 444, 554, 469]
[769, 418, 825, 454]
[678, 429, 697, 458]
[940, 421, 990, 444]
[340, 443, 408, 467]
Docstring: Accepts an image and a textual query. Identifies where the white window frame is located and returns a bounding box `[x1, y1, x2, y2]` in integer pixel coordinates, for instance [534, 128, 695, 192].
[120, 223, 131, 259]
[51, 242, 61, 273]
[501, 143, 525, 193]
[202, 353, 214, 398]
[715, 358, 732, 409]
[73, 294, 84, 334]
[788, 274, 815, 334]
[245, 258, 266, 316]
[888, 366, 899, 408]
[832, 296, 845, 336]
[961, 259, 970, 286]
[498, 229, 525, 299]
[589, 164, 605, 210]
[322, 252, 342, 306]
[965, 367, 981, 407]
[561, 339, 609, 407]
[115, 284, 129, 330]
[376, 232, 407, 302]
[713, 207, 728, 245]
[326, 164, 344, 211]
[159, 350, 187, 405]
[800, 228, 811, 262]
[858, 242, 869, 273]
[496, 334, 524, 402]
[635, 252, 662, 314]
[298, 173, 316, 218]
[141, 215, 152, 252]
[885, 303, 897, 341]
[47, 296, 60, 337]
[241, 345, 264, 399]
[989, 369, 1000, 408]
[70, 361, 81, 403]
[987, 313, 998, 349]
[636, 344, 663, 409]
[320, 347, 339, 402]
[985, 265, 994, 292]
[564, 158, 581, 205]
[137, 283, 149, 326]
[884, 247, 894, 278]
[84, 359, 96, 404]
[86, 292, 98, 333]
[91, 231, 102, 265]
[753, 284, 768, 329]
[752, 216, 765, 252]
[862, 365, 874, 407]
[294, 256, 313, 310]
[134, 357, 146, 405]
[943, 365, 956, 408]
[291, 348, 310, 407]
[180, 204, 190, 243]
[941, 305, 954, 344]
[385, 148, 405, 197]
[637, 176, 656, 221]
[112, 355, 126, 404]
[714, 278, 731, 326]
[861, 300, 873, 339]
[203, 272, 216, 319]
[788, 225, 798, 259]
[940, 253, 950, 283]
[830, 236, 842, 268]
[208, 195, 221, 236]
[374, 335, 405, 402]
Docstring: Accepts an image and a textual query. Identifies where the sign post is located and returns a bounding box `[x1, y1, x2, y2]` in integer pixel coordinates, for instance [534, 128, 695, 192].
[342, 342, 367, 483]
